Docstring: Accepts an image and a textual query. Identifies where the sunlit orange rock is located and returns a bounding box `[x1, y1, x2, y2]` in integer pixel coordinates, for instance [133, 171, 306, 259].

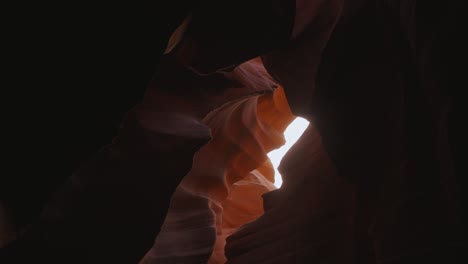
[225, 126, 357, 263]
[141, 85, 295, 263]
[2, 1, 465, 263]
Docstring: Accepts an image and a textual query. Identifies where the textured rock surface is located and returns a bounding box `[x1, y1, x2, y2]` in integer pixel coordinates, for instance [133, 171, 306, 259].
[225, 126, 357, 263]
[141, 86, 294, 264]
[2, 0, 465, 263]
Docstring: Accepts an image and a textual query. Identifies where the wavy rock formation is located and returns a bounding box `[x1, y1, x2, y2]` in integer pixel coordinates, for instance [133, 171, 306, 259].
[141, 86, 295, 264]
[225, 125, 356, 263]
[2, 1, 465, 263]
[163, 0, 466, 262]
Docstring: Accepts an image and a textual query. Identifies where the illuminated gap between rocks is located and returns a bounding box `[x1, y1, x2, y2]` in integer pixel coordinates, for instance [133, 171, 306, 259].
[267, 117, 310, 188]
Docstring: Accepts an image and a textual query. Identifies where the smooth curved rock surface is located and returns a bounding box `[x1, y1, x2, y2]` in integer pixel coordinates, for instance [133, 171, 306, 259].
[2, 1, 465, 263]
[225, 126, 357, 263]
[141, 86, 295, 263]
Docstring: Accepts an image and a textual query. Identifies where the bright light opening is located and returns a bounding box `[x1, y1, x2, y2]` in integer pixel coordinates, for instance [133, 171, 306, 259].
[267, 117, 310, 188]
